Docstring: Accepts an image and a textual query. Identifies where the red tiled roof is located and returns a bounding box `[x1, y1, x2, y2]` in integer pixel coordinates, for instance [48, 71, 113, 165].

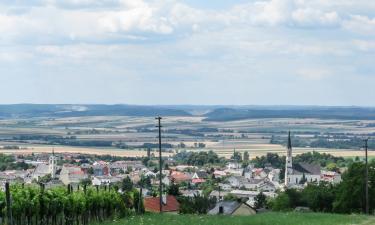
[144, 195, 180, 212]
[170, 171, 191, 182]
[192, 178, 205, 184]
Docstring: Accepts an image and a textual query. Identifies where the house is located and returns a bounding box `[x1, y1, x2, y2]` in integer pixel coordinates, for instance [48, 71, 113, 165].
[252, 168, 268, 179]
[144, 195, 180, 213]
[268, 169, 281, 182]
[227, 176, 264, 190]
[109, 161, 145, 173]
[224, 168, 243, 176]
[191, 178, 206, 184]
[226, 162, 241, 170]
[180, 190, 202, 197]
[208, 201, 257, 215]
[321, 170, 342, 184]
[210, 190, 229, 201]
[213, 170, 227, 178]
[227, 176, 246, 188]
[257, 180, 276, 192]
[59, 165, 87, 185]
[32, 163, 50, 180]
[192, 171, 209, 179]
[218, 183, 232, 191]
[170, 171, 191, 184]
[92, 175, 122, 186]
[246, 179, 265, 190]
[93, 164, 109, 176]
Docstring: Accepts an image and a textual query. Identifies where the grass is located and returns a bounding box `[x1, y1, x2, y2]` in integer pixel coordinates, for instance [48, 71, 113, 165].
[93, 212, 375, 225]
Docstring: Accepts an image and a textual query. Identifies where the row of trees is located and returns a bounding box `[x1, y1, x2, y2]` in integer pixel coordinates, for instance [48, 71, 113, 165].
[174, 151, 226, 166]
[0, 182, 144, 225]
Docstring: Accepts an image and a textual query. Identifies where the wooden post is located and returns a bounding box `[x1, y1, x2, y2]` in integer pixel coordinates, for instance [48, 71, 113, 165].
[39, 183, 45, 225]
[364, 139, 369, 215]
[5, 182, 13, 225]
[138, 188, 143, 214]
[156, 116, 163, 213]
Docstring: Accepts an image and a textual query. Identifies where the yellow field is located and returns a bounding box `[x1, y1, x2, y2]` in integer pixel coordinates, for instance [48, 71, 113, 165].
[0, 146, 173, 157]
[1, 144, 373, 159]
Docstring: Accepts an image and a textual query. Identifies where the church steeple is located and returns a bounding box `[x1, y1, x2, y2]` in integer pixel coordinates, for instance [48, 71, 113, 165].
[49, 148, 57, 179]
[287, 131, 292, 157]
[285, 131, 293, 187]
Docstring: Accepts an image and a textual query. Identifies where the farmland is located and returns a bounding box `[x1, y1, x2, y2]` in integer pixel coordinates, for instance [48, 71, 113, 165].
[0, 109, 374, 158]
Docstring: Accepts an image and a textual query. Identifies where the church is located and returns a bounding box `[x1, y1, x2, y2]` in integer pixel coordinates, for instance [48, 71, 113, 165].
[284, 132, 321, 187]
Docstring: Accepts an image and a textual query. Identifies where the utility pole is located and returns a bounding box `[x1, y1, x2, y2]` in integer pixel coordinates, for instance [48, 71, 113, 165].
[364, 139, 369, 215]
[156, 116, 163, 213]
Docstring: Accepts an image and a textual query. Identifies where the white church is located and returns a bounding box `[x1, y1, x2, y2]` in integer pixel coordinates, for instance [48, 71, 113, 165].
[284, 132, 321, 187]
[32, 149, 58, 181]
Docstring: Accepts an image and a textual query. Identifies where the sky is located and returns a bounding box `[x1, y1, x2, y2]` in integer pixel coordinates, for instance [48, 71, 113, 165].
[0, 0, 375, 106]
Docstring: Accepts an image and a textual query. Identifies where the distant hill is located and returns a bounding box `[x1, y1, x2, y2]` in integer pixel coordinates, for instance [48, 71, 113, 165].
[203, 107, 375, 121]
[0, 104, 191, 118]
[1, 104, 375, 121]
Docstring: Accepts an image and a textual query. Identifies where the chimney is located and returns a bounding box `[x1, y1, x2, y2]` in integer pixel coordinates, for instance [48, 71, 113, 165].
[162, 194, 167, 205]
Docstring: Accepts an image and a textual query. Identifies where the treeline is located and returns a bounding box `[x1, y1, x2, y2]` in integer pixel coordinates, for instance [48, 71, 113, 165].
[271, 135, 375, 149]
[0, 183, 144, 225]
[174, 151, 226, 166]
[268, 161, 375, 214]
[251, 152, 349, 170]
[0, 154, 32, 171]
[11, 135, 175, 149]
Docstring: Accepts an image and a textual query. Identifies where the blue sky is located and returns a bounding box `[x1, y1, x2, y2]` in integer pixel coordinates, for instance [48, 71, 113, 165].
[0, 0, 374, 105]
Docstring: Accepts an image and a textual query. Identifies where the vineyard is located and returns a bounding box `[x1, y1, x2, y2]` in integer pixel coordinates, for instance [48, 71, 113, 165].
[0, 182, 142, 225]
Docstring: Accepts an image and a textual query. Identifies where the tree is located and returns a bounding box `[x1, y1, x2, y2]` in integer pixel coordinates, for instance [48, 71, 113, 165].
[121, 177, 134, 192]
[254, 192, 267, 209]
[269, 192, 291, 211]
[243, 151, 250, 161]
[299, 173, 307, 184]
[167, 183, 180, 196]
[333, 161, 375, 213]
[87, 167, 94, 175]
[302, 182, 335, 212]
[223, 193, 238, 201]
[178, 195, 216, 214]
[80, 178, 92, 186]
[231, 150, 242, 162]
[38, 174, 52, 183]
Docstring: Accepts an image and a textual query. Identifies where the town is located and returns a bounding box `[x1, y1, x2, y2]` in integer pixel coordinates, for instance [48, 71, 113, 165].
[0, 131, 347, 216]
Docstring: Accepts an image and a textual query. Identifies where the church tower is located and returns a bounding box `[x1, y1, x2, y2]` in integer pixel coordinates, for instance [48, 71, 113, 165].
[48, 149, 57, 179]
[284, 131, 293, 186]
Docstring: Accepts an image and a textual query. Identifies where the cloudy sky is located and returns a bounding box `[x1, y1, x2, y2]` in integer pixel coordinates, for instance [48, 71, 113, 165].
[0, 0, 374, 106]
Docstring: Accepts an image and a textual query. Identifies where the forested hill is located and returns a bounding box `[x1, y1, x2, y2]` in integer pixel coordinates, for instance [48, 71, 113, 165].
[203, 107, 375, 121]
[0, 104, 191, 118]
[1, 104, 375, 121]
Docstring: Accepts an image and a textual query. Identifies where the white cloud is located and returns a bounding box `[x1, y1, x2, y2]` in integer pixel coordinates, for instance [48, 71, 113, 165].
[297, 68, 332, 80]
[343, 15, 375, 35]
[292, 8, 339, 27]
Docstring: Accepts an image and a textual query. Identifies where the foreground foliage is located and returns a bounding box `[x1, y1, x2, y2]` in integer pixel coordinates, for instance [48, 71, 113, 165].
[93, 212, 374, 225]
[269, 161, 375, 214]
[0, 184, 142, 225]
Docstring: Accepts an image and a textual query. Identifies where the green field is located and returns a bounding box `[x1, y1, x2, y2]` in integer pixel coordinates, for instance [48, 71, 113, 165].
[94, 212, 374, 225]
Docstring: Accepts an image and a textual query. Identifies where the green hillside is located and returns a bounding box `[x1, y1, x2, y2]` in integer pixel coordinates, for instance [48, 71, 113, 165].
[94, 212, 374, 225]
